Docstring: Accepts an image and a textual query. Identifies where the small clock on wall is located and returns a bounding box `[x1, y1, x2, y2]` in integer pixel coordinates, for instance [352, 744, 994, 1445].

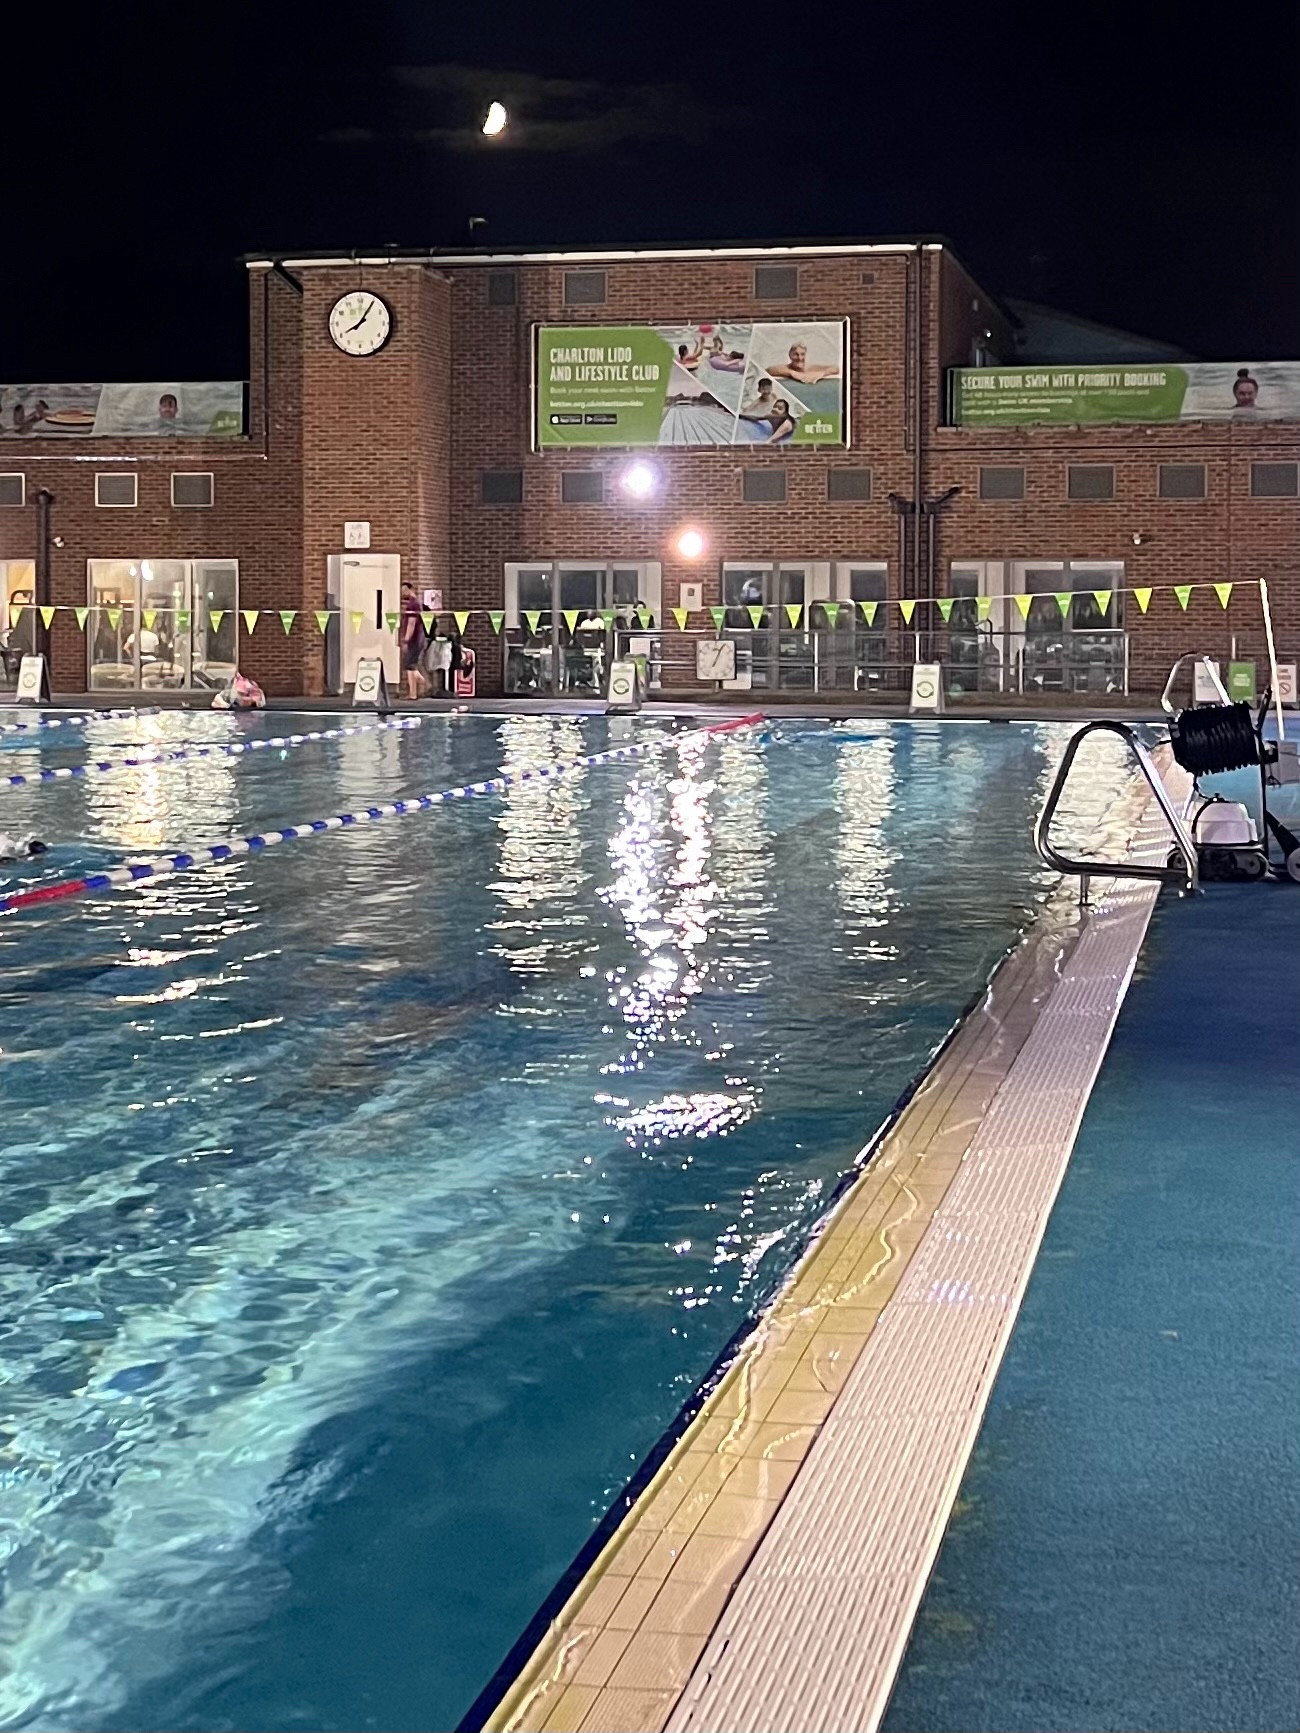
[327, 291, 393, 357]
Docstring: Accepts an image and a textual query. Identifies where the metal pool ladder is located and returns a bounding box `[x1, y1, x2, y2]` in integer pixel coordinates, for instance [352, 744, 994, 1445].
[1035, 719, 1199, 901]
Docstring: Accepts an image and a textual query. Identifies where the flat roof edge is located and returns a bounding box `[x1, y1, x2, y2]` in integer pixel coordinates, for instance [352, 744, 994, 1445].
[245, 239, 949, 272]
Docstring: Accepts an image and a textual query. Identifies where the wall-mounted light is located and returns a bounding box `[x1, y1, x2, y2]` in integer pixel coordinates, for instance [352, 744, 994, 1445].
[676, 528, 705, 559]
[619, 461, 658, 500]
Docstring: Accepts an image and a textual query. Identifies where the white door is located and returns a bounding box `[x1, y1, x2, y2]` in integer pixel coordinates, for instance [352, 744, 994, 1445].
[340, 554, 400, 686]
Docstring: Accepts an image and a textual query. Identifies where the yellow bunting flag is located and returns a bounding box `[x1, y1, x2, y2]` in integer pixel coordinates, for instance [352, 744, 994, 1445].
[279, 610, 296, 635]
[1133, 587, 1153, 613]
[384, 611, 399, 635]
[241, 609, 258, 635]
[709, 606, 727, 631]
[1055, 592, 1072, 618]
[74, 606, 89, 630]
[672, 607, 689, 631]
[746, 604, 765, 628]
[1215, 582, 1233, 609]
[142, 608, 158, 631]
[977, 595, 992, 623]
[899, 598, 917, 625]
[785, 602, 802, 628]
[1013, 594, 1031, 619]
[562, 608, 579, 633]
[421, 611, 435, 636]
[209, 610, 225, 634]
[1174, 585, 1192, 611]
[454, 610, 470, 634]
[349, 610, 363, 634]
[1092, 590, 1111, 616]
[636, 606, 654, 629]
[524, 609, 542, 634]
[488, 610, 504, 633]
[39, 605, 55, 629]
[822, 601, 841, 628]
[600, 608, 617, 631]
[936, 596, 954, 623]
[859, 600, 878, 627]
[177, 609, 191, 633]
[314, 610, 332, 636]
[7, 605, 20, 630]
[107, 607, 122, 631]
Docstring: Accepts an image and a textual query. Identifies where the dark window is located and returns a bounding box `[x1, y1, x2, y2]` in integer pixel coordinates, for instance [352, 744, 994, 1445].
[1159, 463, 1206, 499]
[0, 473, 24, 507]
[827, 468, 872, 502]
[1251, 462, 1299, 498]
[979, 465, 1025, 501]
[171, 472, 213, 507]
[481, 469, 524, 504]
[95, 472, 137, 507]
[742, 468, 787, 504]
[487, 271, 517, 307]
[754, 264, 799, 299]
[1068, 464, 1115, 500]
[561, 470, 604, 504]
[563, 270, 606, 306]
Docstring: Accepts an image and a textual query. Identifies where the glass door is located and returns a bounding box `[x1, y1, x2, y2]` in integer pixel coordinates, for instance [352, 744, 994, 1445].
[505, 563, 658, 696]
[139, 559, 189, 688]
[831, 563, 889, 692]
[89, 561, 138, 690]
[722, 563, 807, 690]
[948, 562, 1009, 695]
[88, 559, 239, 691]
[193, 560, 239, 689]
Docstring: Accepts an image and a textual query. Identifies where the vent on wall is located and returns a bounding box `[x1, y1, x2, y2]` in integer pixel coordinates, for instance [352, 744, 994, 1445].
[978, 465, 1025, 501]
[563, 270, 607, 306]
[171, 472, 214, 507]
[742, 468, 787, 503]
[1068, 464, 1115, 501]
[561, 470, 604, 504]
[1251, 462, 1299, 498]
[0, 473, 24, 507]
[827, 467, 872, 502]
[754, 264, 798, 299]
[482, 469, 524, 504]
[1158, 463, 1206, 499]
[487, 270, 518, 306]
[95, 472, 138, 508]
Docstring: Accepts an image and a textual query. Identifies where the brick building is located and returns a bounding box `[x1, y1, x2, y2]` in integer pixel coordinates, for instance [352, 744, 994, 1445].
[1, 240, 1296, 701]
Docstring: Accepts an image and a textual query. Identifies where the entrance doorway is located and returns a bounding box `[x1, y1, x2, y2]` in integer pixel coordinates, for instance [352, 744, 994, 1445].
[87, 558, 239, 691]
[331, 554, 400, 690]
[503, 562, 661, 696]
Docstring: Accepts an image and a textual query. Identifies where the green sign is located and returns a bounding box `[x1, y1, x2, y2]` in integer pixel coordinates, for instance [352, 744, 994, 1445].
[952, 363, 1300, 427]
[536, 321, 845, 448]
[1228, 661, 1257, 703]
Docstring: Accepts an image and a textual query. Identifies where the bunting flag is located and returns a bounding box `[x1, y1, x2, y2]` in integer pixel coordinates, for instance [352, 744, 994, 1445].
[822, 601, 841, 628]
[1174, 585, 1192, 611]
[899, 598, 917, 625]
[562, 608, 580, 633]
[1054, 592, 1072, 618]
[7, 606, 20, 630]
[977, 595, 992, 623]
[600, 608, 617, 631]
[488, 610, 504, 634]
[524, 609, 542, 634]
[636, 606, 654, 629]
[454, 610, 471, 634]
[785, 602, 802, 628]
[107, 607, 122, 631]
[209, 610, 225, 634]
[74, 606, 89, 630]
[177, 609, 191, 633]
[1092, 590, 1111, 616]
[860, 600, 878, 627]
[39, 605, 55, 629]
[142, 608, 158, 631]
[1214, 582, 1233, 609]
[279, 610, 296, 634]
[1013, 594, 1032, 619]
[421, 611, 435, 636]
[384, 611, 399, 635]
[1133, 587, 1153, 614]
[241, 609, 258, 635]
[936, 596, 954, 623]
[709, 606, 727, 632]
[314, 610, 332, 636]
[746, 604, 765, 628]
[672, 607, 689, 631]
[350, 611, 364, 634]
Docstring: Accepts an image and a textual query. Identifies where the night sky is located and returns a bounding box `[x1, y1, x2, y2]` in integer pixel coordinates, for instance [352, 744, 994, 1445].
[8, 2, 1297, 382]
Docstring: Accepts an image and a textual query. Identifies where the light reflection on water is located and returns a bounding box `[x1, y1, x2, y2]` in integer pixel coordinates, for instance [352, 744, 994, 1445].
[0, 712, 1142, 1733]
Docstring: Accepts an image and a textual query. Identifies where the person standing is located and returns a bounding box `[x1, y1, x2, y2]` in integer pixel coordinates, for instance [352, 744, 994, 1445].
[399, 582, 428, 701]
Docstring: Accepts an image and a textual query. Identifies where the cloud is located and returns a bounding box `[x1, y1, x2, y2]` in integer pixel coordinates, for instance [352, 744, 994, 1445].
[324, 63, 721, 153]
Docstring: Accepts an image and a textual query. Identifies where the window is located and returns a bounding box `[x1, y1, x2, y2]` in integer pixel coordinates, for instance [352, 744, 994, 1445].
[979, 465, 1025, 501]
[827, 467, 872, 502]
[561, 470, 604, 504]
[754, 264, 798, 299]
[95, 472, 138, 508]
[487, 270, 517, 307]
[171, 472, 213, 507]
[563, 269, 606, 306]
[482, 469, 524, 504]
[1068, 464, 1115, 501]
[1159, 463, 1206, 499]
[1251, 462, 1299, 498]
[0, 474, 24, 507]
[742, 468, 787, 504]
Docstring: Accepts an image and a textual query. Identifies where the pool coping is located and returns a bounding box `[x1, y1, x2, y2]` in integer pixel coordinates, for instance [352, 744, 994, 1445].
[473, 752, 1186, 1733]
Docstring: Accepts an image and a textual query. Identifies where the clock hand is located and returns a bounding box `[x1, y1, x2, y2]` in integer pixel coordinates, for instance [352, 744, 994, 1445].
[347, 299, 376, 333]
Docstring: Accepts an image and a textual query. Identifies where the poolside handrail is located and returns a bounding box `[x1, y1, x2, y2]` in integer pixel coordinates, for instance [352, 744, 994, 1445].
[1034, 719, 1199, 897]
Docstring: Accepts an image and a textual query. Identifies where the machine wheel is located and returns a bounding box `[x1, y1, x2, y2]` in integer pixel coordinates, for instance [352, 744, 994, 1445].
[1235, 851, 1267, 881]
[1286, 848, 1300, 884]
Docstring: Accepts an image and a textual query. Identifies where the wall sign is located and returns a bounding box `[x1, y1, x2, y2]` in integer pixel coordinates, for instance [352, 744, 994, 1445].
[344, 521, 371, 550]
[952, 362, 1300, 426]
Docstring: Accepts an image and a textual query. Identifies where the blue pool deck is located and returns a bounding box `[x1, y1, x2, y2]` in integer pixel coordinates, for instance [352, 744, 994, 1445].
[484, 754, 1300, 1733]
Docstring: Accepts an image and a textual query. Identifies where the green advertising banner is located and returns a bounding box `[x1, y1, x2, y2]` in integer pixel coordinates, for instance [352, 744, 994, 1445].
[536, 321, 846, 449]
[952, 362, 1300, 426]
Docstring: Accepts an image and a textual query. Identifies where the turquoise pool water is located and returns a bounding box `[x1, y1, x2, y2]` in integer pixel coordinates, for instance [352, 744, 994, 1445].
[0, 710, 1136, 1732]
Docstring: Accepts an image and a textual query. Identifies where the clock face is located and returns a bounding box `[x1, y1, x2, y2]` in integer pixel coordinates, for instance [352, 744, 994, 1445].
[327, 292, 392, 357]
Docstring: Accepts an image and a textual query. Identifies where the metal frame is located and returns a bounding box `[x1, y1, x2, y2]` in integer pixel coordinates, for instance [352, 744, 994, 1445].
[1034, 719, 1199, 897]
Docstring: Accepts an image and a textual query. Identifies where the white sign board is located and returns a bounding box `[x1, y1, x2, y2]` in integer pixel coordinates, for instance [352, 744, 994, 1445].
[16, 654, 50, 704]
[606, 660, 641, 712]
[1274, 662, 1297, 705]
[679, 582, 703, 612]
[1193, 658, 1227, 704]
[909, 662, 944, 713]
[696, 639, 736, 683]
[351, 655, 390, 710]
[422, 588, 444, 613]
[344, 521, 371, 550]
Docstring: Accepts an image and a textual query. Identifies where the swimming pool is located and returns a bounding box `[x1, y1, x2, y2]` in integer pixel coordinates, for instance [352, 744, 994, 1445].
[0, 711, 1138, 1732]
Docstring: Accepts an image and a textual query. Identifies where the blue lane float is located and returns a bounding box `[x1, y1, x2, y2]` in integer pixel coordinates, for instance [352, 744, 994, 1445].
[0, 716, 422, 791]
[0, 707, 164, 738]
[0, 714, 764, 915]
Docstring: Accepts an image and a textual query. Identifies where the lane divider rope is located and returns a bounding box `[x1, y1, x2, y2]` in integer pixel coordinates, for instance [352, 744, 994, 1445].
[0, 714, 765, 915]
[0, 707, 164, 737]
[0, 716, 423, 792]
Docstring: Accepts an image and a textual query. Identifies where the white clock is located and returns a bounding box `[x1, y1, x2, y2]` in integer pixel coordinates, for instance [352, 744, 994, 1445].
[327, 292, 392, 357]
